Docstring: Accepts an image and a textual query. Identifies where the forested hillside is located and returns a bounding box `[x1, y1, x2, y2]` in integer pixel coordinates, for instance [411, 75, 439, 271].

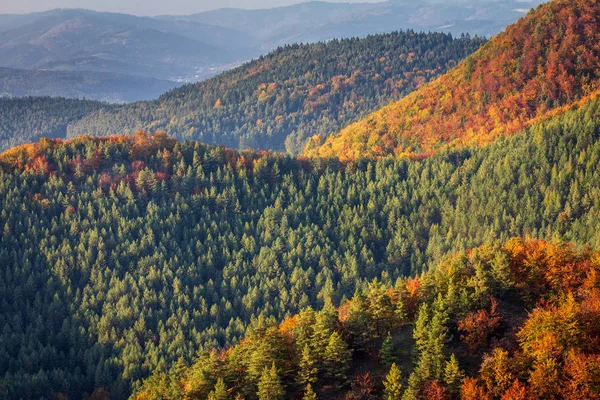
[0, 97, 110, 151]
[135, 238, 600, 400]
[306, 0, 600, 159]
[68, 31, 485, 153]
[0, 67, 179, 103]
[1, 91, 600, 398]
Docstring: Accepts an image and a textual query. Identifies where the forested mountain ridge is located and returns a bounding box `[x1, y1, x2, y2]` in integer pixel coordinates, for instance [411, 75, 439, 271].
[67, 31, 486, 153]
[134, 238, 600, 400]
[305, 0, 600, 160]
[2, 91, 600, 399]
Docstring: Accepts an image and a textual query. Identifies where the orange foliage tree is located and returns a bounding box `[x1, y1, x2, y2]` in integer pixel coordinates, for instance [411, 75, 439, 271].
[307, 0, 600, 160]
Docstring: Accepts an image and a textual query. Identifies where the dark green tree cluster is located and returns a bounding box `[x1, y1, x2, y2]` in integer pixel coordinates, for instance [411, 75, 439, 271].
[0, 96, 110, 151]
[67, 31, 485, 153]
[1, 96, 600, 398]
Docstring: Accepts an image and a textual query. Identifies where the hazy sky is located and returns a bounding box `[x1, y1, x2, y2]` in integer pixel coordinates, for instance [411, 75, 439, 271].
[0, 0, 384, 16]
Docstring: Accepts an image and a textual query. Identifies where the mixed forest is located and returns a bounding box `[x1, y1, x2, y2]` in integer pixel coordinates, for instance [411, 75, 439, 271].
[67, 31, 485, 153]
[307, 0, 600, 159]
[1, 92, 600, 398]
[136, 238, 600, 400]
[1, 0, 600, 399]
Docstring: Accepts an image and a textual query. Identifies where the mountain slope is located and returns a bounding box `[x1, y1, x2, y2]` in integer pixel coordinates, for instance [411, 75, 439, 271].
[306, 0, 600, 160]
[0, 67, 179, 103]
[1, 91, 600, 398]
[134, 238, 600, 400]
[67, 31, 485, 153]
[0, 96, 110, 151]
[0, 9, 245, 81]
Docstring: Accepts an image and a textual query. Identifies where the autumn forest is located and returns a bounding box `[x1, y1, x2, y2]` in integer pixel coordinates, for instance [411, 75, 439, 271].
[1, 0, 599, 399]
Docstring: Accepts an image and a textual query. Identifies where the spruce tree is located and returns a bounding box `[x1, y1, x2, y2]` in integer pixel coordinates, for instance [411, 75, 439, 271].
[383, 363, 403, 400]
[302, 383, 318, 400]
[380, 332, 398, 366]
[444, 354, 464, 394]
[298, 344, 318, 386]
[257, 362, 284, 400]
[208, 378, 228, 400]
[323, 332, 352, 384]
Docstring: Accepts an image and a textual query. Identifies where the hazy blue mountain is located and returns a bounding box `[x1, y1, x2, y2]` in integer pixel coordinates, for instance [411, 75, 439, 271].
[0, 9, 253, 81]
[0, 67, 180, 103]
[167, 0, 545, 49]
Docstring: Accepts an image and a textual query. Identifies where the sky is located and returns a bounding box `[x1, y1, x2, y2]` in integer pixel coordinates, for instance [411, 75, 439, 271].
[0, 0, 384, 16]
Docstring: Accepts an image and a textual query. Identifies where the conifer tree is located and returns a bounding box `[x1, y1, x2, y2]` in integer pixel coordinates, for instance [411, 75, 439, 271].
[383, 363, 403, 400]
[208, 378, 228, 400]
[298, 344, 318, 386]
[302, 383, 318, 400]
[257, 362, 284, 400]
[323, 332, 352, 384]
[444, 354, 464, 394]
[346, 289, 370, 346]
[395, 298, 407, 326]
[380, 333, 398, 366]
[248, 340, 272, 382]
[367, 279, 394, 334]
[313, 306, 337, 351]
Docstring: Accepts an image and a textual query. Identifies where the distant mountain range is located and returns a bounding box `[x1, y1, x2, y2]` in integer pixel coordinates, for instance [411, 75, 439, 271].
[168, 0, 544, 50]
[0, 1, 542, 94]
[0, 9, 250, 82]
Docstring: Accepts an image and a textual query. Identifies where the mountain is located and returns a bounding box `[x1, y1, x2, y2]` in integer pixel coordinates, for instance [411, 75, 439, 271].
[165, 0, 544, 49]
[0, 1, 539, 101]
[0, 9, 249, 81]
[306, 0, 600, 159]
[0, 96, 110, 151]
[135, 238, 600, 400]
[0, 67, 179, 103]
[1, 91, 600, 398]
[3, 1, 600, 399]
[67, 31, 486, 153]
[0, 1, 540, 86]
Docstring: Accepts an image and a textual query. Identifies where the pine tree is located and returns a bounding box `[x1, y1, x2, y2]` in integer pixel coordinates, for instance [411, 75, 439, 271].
[383, 363, 403, 400]
[367, 279, 394, 334]
[346, 289, 370, 346]
[395, 297, 407, 326]
[444, 354, 464, 394]
[298, 344, 318, 386]
[313, 305, 337, 351]
[410, 302, 449, 393]
[323, 332, 352, 384]
[380, 332, 398, 366]
[302, 383, 318, 400]
[257, 362, 284, 400]
[413, 304, 429, 352]
[208, 378, 228, 400]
